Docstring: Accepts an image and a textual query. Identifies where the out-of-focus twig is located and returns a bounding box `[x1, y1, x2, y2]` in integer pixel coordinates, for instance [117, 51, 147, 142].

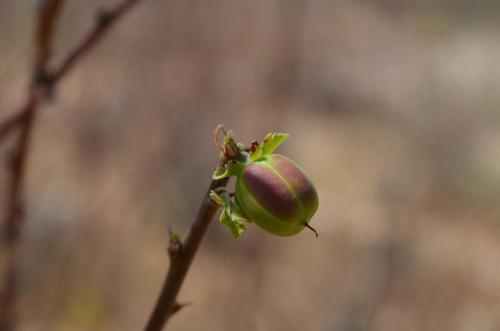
[0, 87, 46, 329]
[143, 177, 229, 331]
[0, 0, 143, 143]
[0, 1, 144, 330]
[34, 0, 64, 81]
[0, 110, 30, 143]
[51, 0, 142, 83]
[0, 1, 61, 328]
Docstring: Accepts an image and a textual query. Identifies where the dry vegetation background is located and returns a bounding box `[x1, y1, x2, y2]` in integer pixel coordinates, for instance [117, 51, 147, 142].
[1, 0, 500, 330]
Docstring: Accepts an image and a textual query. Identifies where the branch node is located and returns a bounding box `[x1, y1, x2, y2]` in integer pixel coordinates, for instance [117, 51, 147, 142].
[144, 178, 229, 331]
[32, 71, 55, 99]
[167, 227, 183, 258]
[96, 8, 113, 28]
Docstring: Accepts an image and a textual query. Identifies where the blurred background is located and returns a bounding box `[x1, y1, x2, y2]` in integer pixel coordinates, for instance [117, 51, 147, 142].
[1, 0, 500, 330]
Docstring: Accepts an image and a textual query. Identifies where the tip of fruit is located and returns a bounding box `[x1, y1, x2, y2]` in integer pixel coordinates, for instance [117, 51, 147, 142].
[304, 223, 318, 238]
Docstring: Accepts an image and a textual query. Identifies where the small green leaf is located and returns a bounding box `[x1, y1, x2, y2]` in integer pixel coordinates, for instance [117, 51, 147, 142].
[212, 162, 245, 180]
[212, 167, 226, 180]
[261, 133, 289, 156]
[212, 190, 248, 238]
[220, 205, 246, 238]
[209, 190, 225, 205]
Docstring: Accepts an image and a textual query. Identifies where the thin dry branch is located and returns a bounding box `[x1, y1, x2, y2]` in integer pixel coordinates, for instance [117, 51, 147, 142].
[0, 0, 143, 143]
[0, 110, 30, 143]
[0, 1, 144, 330]
[0, 88, 44, 329]
[51, 0, 142, 83]
[144, 177, 229, 331]
[0, 0, 61, 327]
[34, 0, 64, 80]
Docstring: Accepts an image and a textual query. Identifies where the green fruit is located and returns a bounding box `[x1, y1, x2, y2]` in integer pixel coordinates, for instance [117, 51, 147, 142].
[211, 129, 319, 238]
[235, 154, 318, 236]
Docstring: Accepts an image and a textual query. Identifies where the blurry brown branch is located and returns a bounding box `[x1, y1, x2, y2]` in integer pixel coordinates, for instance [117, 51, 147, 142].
[51, 0, 142, 83]
[0, 1, 61, 328]
[0, 1, 144, 330]
[0, 110, 30, 143]
[34, 0, 64, 80]
[144, 177, 229, 331]
[0, 0, 143, 143]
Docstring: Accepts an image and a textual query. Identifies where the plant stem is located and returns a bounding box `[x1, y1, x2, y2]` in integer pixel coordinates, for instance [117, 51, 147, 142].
[144, 177, 229, 331]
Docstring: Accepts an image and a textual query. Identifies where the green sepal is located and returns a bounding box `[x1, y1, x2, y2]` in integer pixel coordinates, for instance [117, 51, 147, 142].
[212, 162, 245, 180]
[209, 190, 247, 238]
[209, 190, 225, 205]
[223, 130, 236, 146]
[223, 130, 240, 157]
[261, 133, 289, 155]
[250, 132, 289, 161]
[220, 206, 246, 238]
[249, 144, 262, 162]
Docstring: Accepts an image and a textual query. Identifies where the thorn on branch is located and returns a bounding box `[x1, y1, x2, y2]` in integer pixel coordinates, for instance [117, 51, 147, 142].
[170, 302, 192, 315]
